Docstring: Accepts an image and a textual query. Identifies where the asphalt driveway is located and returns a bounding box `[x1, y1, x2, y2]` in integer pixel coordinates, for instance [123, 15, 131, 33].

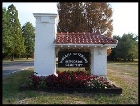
[2, 61, 34, 76]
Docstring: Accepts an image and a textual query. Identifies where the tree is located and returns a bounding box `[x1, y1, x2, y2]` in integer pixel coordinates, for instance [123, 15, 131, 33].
[108, 33, 138, 61]
[6, 4, 25, 61]
[117, 33, 138, 61]
[22, 22, 35, 59]
[57, 2, 113, 55]
[57, 2, 113, 37]
[57, 2, 86, 32]
[107, 35, 121, 60]
[2, 7, 12, 59]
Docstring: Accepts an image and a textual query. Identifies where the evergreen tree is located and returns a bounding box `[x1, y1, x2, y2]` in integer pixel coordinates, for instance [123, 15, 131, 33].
[2, 7, 12, 59]
[22, 22, 35, 59]
[7, 4, 25, 61]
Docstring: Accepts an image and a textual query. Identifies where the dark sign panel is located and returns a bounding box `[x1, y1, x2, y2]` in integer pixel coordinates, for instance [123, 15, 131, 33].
[58, 51, 90, 67]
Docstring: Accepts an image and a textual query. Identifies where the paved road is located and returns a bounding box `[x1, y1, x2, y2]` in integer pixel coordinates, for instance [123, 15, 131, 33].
[2, 61, 34, 76]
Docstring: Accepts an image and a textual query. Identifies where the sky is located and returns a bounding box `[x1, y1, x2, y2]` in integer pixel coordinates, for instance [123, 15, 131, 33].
[2, 2, 138, 36]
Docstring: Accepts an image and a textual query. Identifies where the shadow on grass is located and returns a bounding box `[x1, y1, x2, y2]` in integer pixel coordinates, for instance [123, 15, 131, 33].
[113, 63, 138, 66]
[107, 61, 138, 65]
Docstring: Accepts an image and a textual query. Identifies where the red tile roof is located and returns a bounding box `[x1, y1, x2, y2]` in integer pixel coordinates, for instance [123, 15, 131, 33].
[54, 32, 117, 44]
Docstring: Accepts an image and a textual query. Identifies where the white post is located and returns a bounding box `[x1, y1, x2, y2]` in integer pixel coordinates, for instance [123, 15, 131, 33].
[33, 13, 59, 76]
[91, 47, 107, 76]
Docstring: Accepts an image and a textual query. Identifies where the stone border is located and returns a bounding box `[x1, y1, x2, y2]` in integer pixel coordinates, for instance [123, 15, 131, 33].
[19, 84, 122, 94]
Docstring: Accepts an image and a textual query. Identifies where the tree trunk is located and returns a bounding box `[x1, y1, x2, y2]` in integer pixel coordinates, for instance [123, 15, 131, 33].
[11, 54, 14, 61]
[26, 55, 28, 60]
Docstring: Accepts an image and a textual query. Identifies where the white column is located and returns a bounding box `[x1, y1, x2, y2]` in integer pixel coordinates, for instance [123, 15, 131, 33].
[33, 13, 59, 76]
[91, 47, 107, 76]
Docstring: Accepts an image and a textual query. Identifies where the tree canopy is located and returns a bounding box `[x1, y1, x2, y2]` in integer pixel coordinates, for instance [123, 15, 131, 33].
[108, 33, 138, 61]
[57, 2, 113, 55]
[57, 2, 113, 37]
[2, 7, 12, 56]
[2, 4, 25, 60]
[22, 22, 35, 59]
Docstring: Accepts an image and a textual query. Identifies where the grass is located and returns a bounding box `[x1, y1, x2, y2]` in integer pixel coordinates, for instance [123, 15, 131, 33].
[2, 61, 138, 104]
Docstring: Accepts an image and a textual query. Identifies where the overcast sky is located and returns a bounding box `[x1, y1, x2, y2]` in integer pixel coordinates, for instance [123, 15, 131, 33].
[2, 2, 138, 36]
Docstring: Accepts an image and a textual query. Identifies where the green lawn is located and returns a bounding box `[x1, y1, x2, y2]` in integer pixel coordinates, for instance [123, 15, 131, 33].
[2, 61, 138, 104]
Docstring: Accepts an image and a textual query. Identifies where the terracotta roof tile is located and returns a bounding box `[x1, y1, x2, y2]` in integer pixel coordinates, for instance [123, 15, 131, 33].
[54, 32, 117, 44]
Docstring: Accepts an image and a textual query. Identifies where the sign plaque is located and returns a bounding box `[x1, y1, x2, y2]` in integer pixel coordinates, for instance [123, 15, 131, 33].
[58, 51, 90, 67]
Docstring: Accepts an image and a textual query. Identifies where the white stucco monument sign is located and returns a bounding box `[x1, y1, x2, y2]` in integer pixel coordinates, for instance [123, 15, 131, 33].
[33, 13, 118, 76]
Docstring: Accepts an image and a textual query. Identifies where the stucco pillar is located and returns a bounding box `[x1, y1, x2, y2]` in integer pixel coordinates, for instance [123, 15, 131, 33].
[91, 47, 107, 76]
[33, 13, 59, 76]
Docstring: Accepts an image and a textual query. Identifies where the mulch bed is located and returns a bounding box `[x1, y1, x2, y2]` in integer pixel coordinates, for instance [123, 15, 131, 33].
[19, 84, 122, 94]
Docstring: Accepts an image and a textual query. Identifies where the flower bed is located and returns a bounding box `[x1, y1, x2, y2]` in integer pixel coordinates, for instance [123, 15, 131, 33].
[19, 71, 122, 94]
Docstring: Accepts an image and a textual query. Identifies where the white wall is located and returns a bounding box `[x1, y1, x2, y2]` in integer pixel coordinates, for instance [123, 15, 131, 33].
[33, 13, 58, 76]
[91, 47, 107, 76]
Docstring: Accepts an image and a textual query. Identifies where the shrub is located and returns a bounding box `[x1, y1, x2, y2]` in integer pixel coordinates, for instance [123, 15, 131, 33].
[57, 71, 90, 88]
[25, 71, 116, 89]
[45, 74, 58, 87]
[86, 76, 115, 89]
[25, 72, 41, 87]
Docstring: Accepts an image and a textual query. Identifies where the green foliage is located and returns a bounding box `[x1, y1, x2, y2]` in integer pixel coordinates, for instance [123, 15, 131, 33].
[2, 8, 13, 57]
[108, 33, 138, 61]
[22, 22, 35, 59]
[57, 2, 113, 37]
[3, 4, 25, 60]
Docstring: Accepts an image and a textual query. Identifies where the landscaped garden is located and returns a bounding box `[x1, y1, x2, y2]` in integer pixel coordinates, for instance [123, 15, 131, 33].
[3, 61, 138, 104]
[19, 70, 121, 94]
